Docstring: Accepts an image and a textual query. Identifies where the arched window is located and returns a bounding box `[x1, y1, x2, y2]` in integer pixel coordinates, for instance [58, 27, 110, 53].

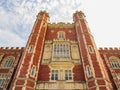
[109, 56, 120, 69]
[3, 56, 15, 68]
[28, 45, 34, 53]
[57, 31, 65, 39]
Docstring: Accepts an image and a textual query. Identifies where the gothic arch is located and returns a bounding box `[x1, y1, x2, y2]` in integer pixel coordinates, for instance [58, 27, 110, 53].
[2, 56, 15, 68]
[109, 56, 120, 68]
[57, 31, 65, 39]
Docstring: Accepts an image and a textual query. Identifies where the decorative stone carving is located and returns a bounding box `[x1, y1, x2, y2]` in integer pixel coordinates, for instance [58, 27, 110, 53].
[42, 44, 52, 64]
[48, 23, 74, 28]
[36, 81, 86, 90]
[71, 45, 80, 60]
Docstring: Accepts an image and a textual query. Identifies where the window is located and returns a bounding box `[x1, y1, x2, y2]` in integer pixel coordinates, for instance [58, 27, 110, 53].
[57, 31, 65, 39]
[86, 66, 92, 78]
[43, 22, 46, 27]
[110, 61, 120, 68]
[88, 45, 94, 53]
[65, 70, 72, 80]
[59, 33, 64, 38]
[0, 73, 6, 88]
[109, 56, 120, 69]
[53, 44, 70, 58]
[51, 70, 58, 80]
[50, 69, 73, 81]
[3, 56, 15, 68]
[30, 66, 36, 77]
[28, 45, 33, 53]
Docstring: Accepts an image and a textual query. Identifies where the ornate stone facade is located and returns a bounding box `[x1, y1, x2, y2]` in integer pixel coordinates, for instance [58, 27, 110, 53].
[0, 11, 120, 90]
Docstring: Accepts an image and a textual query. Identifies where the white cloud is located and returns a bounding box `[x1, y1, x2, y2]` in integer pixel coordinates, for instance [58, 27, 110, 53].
[0, 0, 120, 47]
[0, 29, 26, 47]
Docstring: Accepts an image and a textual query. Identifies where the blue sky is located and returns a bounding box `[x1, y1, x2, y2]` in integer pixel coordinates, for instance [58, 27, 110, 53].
[0, 0, 120, 47]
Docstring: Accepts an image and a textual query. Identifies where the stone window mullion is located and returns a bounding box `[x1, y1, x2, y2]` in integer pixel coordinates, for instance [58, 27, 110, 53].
[54, 45, 56, 58]
[53, 44, 70, 58]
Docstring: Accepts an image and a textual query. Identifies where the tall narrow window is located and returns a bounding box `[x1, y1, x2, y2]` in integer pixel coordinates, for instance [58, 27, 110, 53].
[88, 45, 94, 53]
[28, 45, 33, 53]
[54, 45, 57, 57]
[53, 44, 70, 58]
[30, 66, 36, 77]
[51, 70, 58, 80]
[65, 70, 72, 80]
[86, 66, 92, 78]
[0, 73, 6, 88]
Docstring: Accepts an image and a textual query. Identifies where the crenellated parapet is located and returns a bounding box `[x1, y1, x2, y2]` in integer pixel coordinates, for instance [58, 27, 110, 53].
[0, 47, 24, 50]
[48, 22, 74, 28]
[0, 47, 24, 55]
[99, 47, 120, 54]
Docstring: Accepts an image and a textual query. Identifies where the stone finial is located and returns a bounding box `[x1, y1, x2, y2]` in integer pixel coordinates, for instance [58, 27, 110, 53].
[99, 48, 103, 50]
[73, 11, 86, 17]
[37, 10, 49, 17]
[109, 48, 113, 50]
[6, 47, 9, 49]
[114, 48, 118, 50]
[104, 47, 108, 50]
[0, 47, 4, 49]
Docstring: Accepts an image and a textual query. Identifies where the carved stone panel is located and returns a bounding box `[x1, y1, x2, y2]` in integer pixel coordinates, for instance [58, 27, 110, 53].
[42, 44, 52, 64]
[36, 81, 87, 90]
[71, 45, 80, 60]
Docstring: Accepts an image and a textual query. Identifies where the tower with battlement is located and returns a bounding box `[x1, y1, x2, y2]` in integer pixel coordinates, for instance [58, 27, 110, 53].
[0, 11, 120, 90]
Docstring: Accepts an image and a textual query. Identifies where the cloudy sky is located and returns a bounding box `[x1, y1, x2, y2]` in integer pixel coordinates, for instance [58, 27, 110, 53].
[0, 0, 120, 47]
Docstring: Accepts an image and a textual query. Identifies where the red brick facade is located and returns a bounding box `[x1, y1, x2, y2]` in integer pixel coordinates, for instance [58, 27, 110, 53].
[0, 11, 120, 90]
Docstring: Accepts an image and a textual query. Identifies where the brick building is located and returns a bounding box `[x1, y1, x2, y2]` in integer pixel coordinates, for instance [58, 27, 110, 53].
[0, 11, 120, 90]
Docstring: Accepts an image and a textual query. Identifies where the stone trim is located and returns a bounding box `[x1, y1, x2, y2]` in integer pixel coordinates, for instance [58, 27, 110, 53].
[15, 85, 34, 89]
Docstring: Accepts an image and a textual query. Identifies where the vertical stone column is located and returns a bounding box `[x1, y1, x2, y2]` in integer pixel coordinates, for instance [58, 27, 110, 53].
[74, 11, 111, 90]
[10, 11, 49, 90]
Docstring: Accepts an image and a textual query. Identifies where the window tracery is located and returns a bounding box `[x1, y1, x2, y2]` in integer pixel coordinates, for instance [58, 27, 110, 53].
[57, 31, 65, 39]
[53, 44, 70, 58]
[109, 56, 120, 69]
[2, 56, 15, 68]
[0, 73, 7, 88]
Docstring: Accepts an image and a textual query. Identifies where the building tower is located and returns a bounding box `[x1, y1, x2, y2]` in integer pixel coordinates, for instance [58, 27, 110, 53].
[10, 11, 49, 90]
[5, 11, 120, 90]
[73, 11, 111, 89]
